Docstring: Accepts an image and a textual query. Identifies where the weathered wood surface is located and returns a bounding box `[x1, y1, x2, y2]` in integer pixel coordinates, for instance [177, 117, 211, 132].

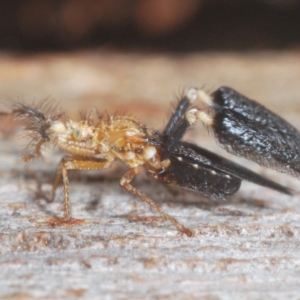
[0, 51, 300, 299]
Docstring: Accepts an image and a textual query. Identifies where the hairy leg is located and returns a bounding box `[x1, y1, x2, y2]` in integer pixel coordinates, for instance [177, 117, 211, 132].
[52, 157, 112, 219]
[120, 167, 193, 237]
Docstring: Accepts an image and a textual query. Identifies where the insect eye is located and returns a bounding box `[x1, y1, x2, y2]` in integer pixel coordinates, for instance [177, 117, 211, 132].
[72, 128, 82, 140]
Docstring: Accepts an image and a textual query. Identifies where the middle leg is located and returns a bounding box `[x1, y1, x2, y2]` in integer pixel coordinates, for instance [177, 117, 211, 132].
[52, 157, 112, 220]
[120, 167, 193, 237]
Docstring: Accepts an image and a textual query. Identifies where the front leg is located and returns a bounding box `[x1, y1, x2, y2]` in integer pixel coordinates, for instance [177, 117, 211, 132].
[120, 167, 193, 237]
[52, 157, 112, 220]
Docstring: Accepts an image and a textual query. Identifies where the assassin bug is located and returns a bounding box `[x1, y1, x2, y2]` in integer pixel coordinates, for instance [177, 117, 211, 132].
[0, 86, 296, 237]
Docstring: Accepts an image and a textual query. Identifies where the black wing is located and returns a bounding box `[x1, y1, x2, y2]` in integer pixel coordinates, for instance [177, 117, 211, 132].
[210, 87, 300, 177]
[176, 141, 292, 195]
[151, 150, 242, 202]
[149, 141, 292, 201]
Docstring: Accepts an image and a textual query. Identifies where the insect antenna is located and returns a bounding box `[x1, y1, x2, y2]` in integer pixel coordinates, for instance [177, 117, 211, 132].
[9, 99, 63, 161]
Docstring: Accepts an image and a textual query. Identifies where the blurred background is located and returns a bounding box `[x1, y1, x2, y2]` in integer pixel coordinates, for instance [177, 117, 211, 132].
[1, 0, 300, 51]
[1, 0, 300, 138]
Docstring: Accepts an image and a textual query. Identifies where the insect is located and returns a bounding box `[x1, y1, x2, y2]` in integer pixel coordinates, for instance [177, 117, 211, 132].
[0, 86, 297, 237]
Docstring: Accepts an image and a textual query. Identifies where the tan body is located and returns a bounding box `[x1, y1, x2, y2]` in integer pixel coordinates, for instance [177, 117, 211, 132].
[49, 114, 192, 237]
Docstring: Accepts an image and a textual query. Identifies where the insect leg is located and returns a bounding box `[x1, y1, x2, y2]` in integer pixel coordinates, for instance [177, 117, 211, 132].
[51, 166, 63, 202]
[120, 167, 193, 237]
[163, 94, 190, 135]
[161, 89, 199, 160]
[53, 157, 112, 220]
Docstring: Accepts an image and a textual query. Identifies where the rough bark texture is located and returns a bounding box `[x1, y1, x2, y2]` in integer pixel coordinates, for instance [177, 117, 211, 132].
[0, 51, 300, 299]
